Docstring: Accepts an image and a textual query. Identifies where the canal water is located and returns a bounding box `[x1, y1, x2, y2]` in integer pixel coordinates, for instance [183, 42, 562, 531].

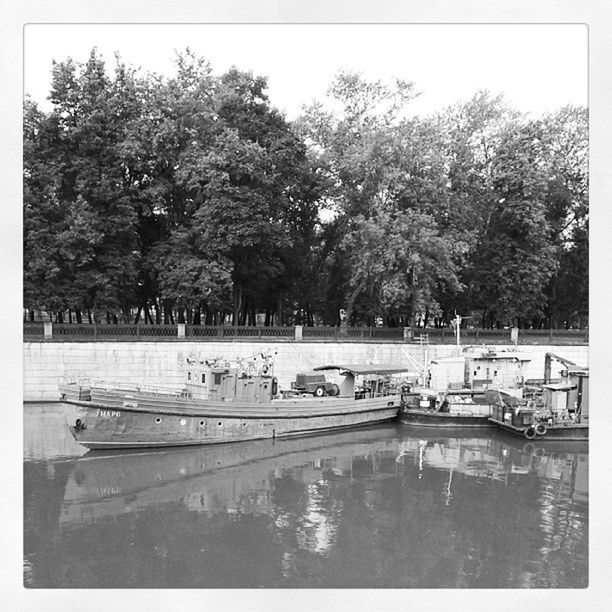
[24, 403, 588, 589]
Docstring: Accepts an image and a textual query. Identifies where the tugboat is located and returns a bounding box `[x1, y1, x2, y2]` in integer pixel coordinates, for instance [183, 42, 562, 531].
[59, 354, 409, 450]
[399, 348, 530, 428]
[399, 315, 531, 428]
[488, 354, 588, 441]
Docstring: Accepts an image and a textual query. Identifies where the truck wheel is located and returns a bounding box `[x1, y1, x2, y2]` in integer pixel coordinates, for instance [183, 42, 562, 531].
[330, 384, 340, 396]
[314, 386, 326, 397]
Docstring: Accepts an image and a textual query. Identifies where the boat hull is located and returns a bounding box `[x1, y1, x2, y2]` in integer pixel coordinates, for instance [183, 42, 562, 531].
[398, 407, 492, 428]
[64, 394, 401, 450]
[488, 417, 588, 441]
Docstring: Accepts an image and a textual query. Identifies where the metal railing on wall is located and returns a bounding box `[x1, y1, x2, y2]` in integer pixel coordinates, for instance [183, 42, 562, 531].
[23, 322, 588, 345]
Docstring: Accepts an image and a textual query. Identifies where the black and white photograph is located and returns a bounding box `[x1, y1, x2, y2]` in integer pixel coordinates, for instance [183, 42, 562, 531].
[4, 3, 612, 609]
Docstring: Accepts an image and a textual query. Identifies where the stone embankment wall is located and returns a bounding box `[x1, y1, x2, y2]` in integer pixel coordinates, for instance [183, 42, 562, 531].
[23, 341, 589, 402]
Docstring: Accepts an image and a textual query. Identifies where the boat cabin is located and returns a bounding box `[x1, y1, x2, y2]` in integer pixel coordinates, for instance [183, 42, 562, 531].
[184, 361, 277, 402]
[542, 367, 589, 422]
[427, 357, 466, 391]
[466, 351, 530, 392]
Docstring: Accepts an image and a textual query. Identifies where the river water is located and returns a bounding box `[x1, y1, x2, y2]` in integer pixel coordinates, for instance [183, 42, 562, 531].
[23, 403, 588, 589]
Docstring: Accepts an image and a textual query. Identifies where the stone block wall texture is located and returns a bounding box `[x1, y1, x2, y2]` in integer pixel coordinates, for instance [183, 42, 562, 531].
[23, 341, 589, 402]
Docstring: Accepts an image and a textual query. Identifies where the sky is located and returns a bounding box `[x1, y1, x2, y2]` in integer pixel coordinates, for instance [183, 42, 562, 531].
[23, 23, 588, 118]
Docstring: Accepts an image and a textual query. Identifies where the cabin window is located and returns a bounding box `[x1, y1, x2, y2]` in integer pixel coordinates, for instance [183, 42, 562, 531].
[201, 373, 206, 384]
[155, 417, 162, 424]
[214, 373, 222, 385]
[494, 371, 498, 376]
[187, 372, 191, 381]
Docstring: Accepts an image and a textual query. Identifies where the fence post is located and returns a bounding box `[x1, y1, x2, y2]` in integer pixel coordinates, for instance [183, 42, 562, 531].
[295, 325, 303, 342]
[178, 323, 185, 339]
[43, 322, 53, 340]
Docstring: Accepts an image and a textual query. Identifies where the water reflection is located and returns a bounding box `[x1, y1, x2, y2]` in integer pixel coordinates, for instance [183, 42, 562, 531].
[24, 404, 587, 588]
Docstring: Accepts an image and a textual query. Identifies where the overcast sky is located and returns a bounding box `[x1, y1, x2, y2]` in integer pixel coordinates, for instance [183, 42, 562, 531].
[24, 23, 587, 118]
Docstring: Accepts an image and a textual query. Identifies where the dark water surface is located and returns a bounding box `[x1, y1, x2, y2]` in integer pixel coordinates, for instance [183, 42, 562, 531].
[24, 403, 588, 588]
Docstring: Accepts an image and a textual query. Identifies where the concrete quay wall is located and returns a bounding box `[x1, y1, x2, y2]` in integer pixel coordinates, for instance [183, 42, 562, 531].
[23, 341, 589, 402]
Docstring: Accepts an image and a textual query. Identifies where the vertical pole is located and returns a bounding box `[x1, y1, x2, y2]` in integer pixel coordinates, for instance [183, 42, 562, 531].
[455, 314, 461, 356]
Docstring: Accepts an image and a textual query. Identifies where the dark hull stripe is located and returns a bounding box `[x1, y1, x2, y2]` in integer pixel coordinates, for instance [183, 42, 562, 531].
[488, 417, 588, 441]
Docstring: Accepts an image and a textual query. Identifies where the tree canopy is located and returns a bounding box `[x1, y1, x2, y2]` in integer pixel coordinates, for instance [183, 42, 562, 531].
[24, 50, 588, 328]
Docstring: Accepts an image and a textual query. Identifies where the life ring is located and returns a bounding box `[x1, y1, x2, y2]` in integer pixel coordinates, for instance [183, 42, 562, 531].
[524, 426, 537, 440]
[535, 423, 547, 436]
[522, 442, 535, 456]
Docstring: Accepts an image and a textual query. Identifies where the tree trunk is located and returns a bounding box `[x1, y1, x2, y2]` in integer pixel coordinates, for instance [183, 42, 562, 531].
[345, 279, 367, 326]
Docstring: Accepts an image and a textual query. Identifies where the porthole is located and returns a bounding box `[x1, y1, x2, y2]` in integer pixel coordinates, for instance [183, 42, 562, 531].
[217, 421, 222, 426]
[180, 418, 187, 426]
[155, 417, 162, 424]
[199, 420, 205, 426]
[242, 422, 246, 427]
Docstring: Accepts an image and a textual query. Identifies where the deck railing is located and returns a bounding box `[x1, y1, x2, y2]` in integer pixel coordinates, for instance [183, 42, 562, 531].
[23, 322, 588, 345]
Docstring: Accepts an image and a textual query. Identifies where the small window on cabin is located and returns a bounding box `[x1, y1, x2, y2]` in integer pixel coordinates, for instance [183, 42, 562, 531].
[201, 373, 206, 384]
[188, 372, 191, 381]
[494, 371, 498, 376]
[474, 371, 477, 377]
[214, 373, 222, 385]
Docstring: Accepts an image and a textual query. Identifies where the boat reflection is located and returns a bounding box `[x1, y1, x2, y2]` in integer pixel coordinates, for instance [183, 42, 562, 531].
[60, 425, 587, 528]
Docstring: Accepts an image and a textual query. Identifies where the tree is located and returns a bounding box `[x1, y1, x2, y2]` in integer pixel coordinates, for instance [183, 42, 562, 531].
[471, 122, 558, 326]
[298, 71, 462, 325]
[24, 50, 141, 321]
